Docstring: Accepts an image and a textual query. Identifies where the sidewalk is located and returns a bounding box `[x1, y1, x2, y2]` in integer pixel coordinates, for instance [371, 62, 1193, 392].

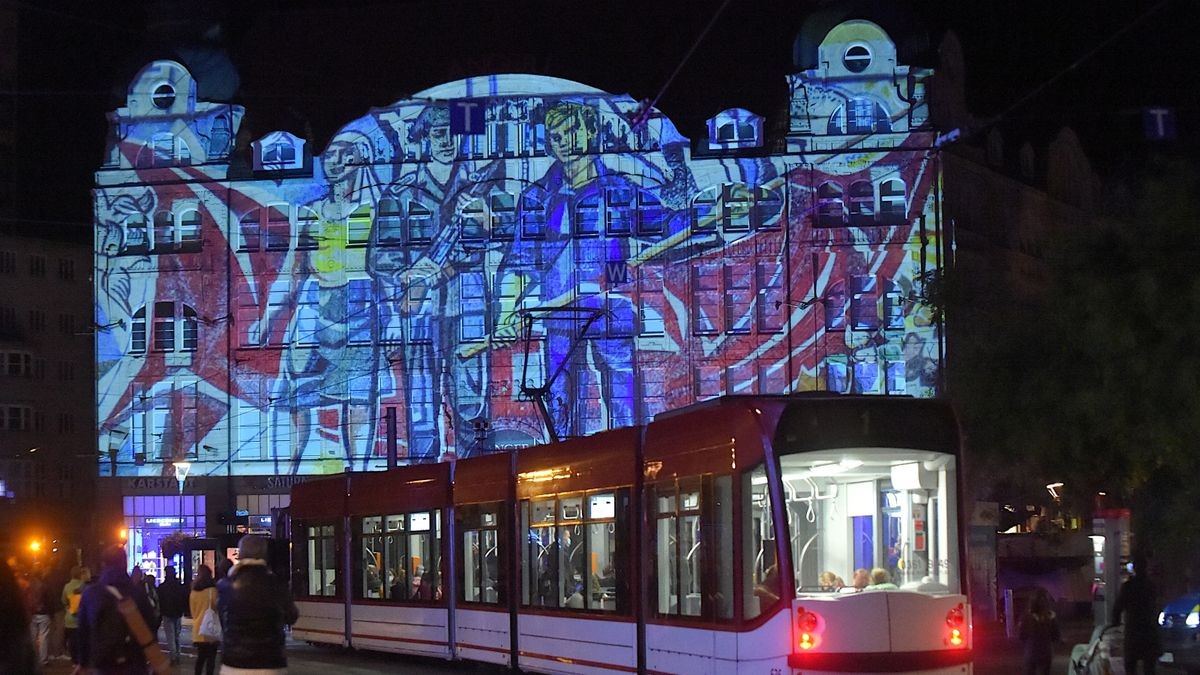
[973, 615, 1097, 674]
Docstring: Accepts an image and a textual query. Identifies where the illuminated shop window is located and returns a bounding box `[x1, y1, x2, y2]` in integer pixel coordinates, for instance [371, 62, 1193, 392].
[879, 179, 906, 223]
[375, 198, 402, 246]
[347, 206, 372, 247]
[843, 45, 872, 73]
[849, 181, 875, 225]
[816, 182, 845, 227]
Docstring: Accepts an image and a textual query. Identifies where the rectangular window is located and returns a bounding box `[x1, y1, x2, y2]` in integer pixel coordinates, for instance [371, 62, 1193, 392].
[153, 302, 175, 351]
[606, 187, 633, 236]
[236, 282, 259, 347]
[691, 264, 722, 335]
[756, 262, 784, 333]
[0, 251, 15, 274]
[27, 311, 45, 332]
[638, 264, 665, 336]
[850, 276, 879, 330]
[376, 199, 402, 246]
[490, 193, 516, 240]
[743, 464, 778, 620]
[460, 272, 486, 342]
[153, 213, 175, 252]
[407, 202, 432, 242]
[57, 259, 76, 280]
[236, 398, 265, 460]
[294, 280, 319, 347]
[652, 478, 704, 618]
[347, 278, 373, 345]
[265, 281, 290, 347]
[347, 206, 372, 247]
[521, 491, 628, 613]
[297, 208, 319, 250]
[724, 262, 754, 334]
[883, 281, 906, 330]
[29, 255, 46, 278]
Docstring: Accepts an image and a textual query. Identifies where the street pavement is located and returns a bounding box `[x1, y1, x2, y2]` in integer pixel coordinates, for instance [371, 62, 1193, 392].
[36, 615, 1116, 674]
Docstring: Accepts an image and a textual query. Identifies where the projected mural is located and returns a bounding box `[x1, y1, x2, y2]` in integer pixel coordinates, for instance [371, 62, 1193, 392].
[96, 20, 944, 478]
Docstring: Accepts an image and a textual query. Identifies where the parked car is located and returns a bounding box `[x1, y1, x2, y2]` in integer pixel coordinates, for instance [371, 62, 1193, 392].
[1160, 592, 1200, 674]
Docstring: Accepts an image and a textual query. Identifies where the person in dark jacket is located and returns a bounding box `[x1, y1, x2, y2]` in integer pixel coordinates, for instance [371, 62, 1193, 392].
[157, 565, 188, 664]
[0, 558, 38, 674]
[1018, 587, 1060, 675]
[217, 535, 299, 673]
[77, 546, 157, 675]
[1112, 554, 1160, 674]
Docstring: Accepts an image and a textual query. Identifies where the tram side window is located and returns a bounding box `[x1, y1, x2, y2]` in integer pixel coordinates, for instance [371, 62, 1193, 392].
[459, 502, 504, 604]
[744, 464, 780, 619]
[360, 516, 384, 599]
[650, 475, 732, 621]
[354, 511, 440, 602]
[521, 490, 628, 613]
[307, 525, 338, 598]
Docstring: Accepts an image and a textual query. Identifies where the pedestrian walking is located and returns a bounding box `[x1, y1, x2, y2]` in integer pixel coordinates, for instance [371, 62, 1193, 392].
[217, 535, 299, 674]
[24, 567, 56, 667]
[62, 564, 91, 669]
[190, 564, 220, 675]
[77, 546, 160, 675]
[1018, 587, 1060, 675]
[1112, 554, 1161, 674]
[158, 565, 187, 664]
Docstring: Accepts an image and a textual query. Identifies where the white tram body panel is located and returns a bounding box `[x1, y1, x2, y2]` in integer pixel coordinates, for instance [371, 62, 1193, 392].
[516, 613, 637, 674]
[291, 600, 344, 646]
[455, 607, 511, 666]
[348, 603, 449, 658]
[646, 609, 792, 674]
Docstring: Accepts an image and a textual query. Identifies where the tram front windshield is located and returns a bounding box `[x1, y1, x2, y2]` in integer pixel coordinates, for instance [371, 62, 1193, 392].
[776, 447, 961, 597]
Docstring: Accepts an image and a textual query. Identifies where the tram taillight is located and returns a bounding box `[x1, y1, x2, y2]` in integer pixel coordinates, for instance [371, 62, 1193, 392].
[945, 603, 967, 647]
[795, 606, 823, 651]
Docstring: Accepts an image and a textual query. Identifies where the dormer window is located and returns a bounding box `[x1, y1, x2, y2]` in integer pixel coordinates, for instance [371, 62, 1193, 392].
[145, 133, 191, 168]
[843, 45, 872, 73]
[252, 131, 307, 171]
[707, 108, 763, 150]
[263, 141, 295, 164]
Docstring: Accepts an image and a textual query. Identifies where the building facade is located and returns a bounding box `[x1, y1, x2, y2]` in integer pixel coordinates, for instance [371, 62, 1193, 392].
[94, 21, 947, 569]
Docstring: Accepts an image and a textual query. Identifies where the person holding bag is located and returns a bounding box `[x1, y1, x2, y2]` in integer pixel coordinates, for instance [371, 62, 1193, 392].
[190, 564, 221, 675]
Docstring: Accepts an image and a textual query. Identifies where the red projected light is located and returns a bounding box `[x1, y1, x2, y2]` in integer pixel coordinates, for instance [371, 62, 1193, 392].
[945, 603, 967, 647]
[795, 607, 823, 650]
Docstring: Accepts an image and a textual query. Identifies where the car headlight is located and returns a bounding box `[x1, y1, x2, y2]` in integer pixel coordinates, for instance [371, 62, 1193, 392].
[1187, 611, 1199, 628]
[1160, 611, 1166, 626]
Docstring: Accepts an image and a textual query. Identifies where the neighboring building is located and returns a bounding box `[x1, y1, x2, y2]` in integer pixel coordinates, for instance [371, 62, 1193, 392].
[0, 234, 94, 537]
[93, 20, 948, 571]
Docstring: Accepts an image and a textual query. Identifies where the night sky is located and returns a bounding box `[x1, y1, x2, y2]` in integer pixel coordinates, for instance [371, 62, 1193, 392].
[13, 0, 1197, 239]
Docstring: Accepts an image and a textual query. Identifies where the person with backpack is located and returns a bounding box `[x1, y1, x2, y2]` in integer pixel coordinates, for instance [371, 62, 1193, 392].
[62, 565, 91, 669]
[157, 566, 187, 665]
[77, 546, 159, 674]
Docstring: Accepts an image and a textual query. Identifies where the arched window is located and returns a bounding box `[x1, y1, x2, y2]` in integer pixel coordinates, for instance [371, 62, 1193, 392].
[848, 181, 874, 225]
[347, 206, 372, 247]
[297, 207, 319, 250]
[460, 198, 486, 241]
[239, 210, 261, 251]
[179, 209, 202, 250]
[879, 180, 906, 223]
[606, 187, 634, 236]
[375, 198, 402, 246]
[131, 307, 147, 353]
[754, 187, 783, 230]
[490, 192, 516, 240]
[848, 99, 890, 134]
[124, 214, 149, 254]
[816, 183, 845, 227]
[722, 184, 751, 232]
[266, 204, 290, 250]
[692, 188, 720, 233]
[136, 301, 199, 353]
[153, 212, 174, 252]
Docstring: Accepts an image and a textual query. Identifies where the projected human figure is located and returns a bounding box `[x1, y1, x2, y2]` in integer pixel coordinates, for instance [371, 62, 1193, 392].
[373, 106, 502, 459]
[504, 101, 651, 437]
[283, 128, 384, 472]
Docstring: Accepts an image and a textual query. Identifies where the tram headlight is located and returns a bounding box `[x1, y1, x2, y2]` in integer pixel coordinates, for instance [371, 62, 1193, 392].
[1187, 610, 1199, 628]
[795, 606, 823, 650]
[945, 603, 967, 648]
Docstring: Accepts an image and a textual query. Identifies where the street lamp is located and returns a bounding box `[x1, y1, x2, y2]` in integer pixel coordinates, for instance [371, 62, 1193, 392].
[172, 460, 191, 535]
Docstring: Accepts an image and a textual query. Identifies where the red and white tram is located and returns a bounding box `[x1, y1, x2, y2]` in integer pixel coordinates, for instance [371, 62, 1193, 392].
[289, 395, 972, 674]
